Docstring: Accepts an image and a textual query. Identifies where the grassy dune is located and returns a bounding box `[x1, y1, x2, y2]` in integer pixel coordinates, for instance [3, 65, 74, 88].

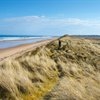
[0, 36, 100, 100]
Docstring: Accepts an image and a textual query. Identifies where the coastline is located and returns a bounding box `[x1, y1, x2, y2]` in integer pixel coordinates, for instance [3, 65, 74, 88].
[0, 36, 100, 99]
[0, 37, 50, 42]
[0, 37, 52, 49]
[0, 38, 55, 62]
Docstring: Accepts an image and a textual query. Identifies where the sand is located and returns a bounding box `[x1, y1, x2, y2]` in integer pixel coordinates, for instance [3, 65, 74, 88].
[0, 38, 54, 62]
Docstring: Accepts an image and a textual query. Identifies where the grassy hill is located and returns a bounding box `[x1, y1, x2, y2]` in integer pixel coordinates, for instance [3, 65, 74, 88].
[0, 36, 100, 100]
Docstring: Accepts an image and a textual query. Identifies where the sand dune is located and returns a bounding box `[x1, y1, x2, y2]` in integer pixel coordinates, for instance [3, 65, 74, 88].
[0, 36, 100, 100]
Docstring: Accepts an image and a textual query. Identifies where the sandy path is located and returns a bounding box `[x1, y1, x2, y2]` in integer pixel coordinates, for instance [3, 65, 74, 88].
[0, 39, 54, 62]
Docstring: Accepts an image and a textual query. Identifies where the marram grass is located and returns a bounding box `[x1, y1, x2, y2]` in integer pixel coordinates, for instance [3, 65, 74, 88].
[0, 36, 100, 100]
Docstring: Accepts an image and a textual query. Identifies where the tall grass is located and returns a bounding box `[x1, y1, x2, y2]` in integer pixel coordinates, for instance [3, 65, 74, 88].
[0, 36, 100, 100]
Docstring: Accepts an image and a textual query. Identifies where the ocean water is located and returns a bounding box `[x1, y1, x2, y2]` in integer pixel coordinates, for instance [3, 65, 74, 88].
[0, 36, 51, 49]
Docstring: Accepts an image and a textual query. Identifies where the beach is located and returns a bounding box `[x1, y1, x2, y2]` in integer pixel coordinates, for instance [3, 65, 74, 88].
[0, 36, 100, 100]
[0, 38, 54, 62]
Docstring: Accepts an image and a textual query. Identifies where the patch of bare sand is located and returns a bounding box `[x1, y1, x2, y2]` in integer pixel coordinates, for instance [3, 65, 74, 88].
[0, 39, 54, 62]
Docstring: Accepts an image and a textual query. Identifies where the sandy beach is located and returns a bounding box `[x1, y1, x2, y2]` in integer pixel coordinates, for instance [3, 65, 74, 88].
[0, 38, 54, 62]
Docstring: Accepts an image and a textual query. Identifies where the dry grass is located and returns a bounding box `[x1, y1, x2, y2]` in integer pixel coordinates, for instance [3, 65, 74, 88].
[0, 47, 59, 100]
[0, 36, 100, 100]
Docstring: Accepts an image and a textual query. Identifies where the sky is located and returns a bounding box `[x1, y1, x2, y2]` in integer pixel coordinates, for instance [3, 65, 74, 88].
[0, 0, 100, 36]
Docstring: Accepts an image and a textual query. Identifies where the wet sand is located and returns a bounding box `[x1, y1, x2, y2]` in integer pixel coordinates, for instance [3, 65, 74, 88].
[0, 38, 54, 62]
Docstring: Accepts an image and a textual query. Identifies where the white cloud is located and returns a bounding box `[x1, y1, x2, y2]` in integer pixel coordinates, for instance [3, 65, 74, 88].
[0, 16, 100, 35]
[0, 16, 45, 22]
[1, 16, 100, 26]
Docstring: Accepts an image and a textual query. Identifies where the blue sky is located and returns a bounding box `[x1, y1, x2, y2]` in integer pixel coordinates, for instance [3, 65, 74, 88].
[0, 0, 100, 36]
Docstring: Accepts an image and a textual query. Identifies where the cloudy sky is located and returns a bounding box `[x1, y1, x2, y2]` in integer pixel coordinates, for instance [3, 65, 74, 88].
[0, 0, 100, 36]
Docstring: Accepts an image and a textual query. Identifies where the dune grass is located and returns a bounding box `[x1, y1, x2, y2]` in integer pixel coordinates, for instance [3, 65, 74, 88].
[0, 36, 100, 100]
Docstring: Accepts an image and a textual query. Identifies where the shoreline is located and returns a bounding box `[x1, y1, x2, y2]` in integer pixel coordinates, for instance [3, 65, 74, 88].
[0, 37, 50, 42]
[0, 38, 55, 62]
[0, 37, 52, 49]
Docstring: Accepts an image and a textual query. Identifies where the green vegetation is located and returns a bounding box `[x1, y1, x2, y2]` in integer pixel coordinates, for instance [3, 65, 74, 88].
[0, 36, 100, 100]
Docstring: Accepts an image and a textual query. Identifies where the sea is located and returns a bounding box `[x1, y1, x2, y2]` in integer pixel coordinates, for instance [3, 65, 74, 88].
[0, 35, 99, 49]
[0, 35, 52, 49]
